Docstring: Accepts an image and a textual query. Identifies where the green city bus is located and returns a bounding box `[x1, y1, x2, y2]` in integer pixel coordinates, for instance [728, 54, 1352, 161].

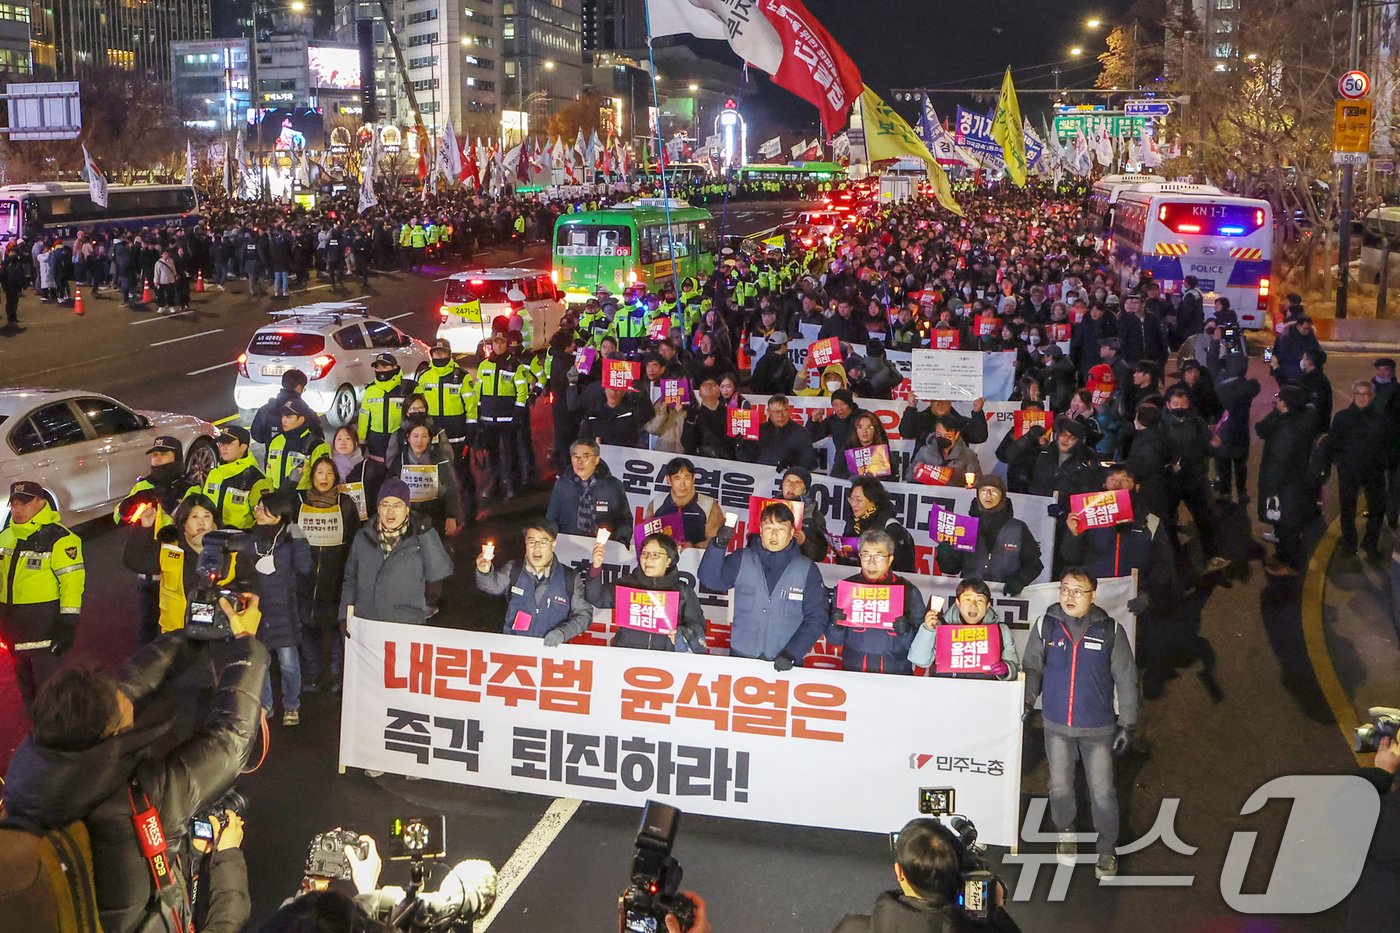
[553, 199, 718, 302]
[734, 161, 846, 184]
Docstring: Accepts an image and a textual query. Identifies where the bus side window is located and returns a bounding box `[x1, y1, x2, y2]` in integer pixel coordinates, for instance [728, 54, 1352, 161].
[598, 228, 619, 254]
[640, 226, 657, 265]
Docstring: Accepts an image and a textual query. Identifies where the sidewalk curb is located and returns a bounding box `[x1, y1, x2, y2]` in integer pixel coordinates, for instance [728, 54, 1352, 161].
[1318, 341, 1400, 353]
[1300, 516, 1367, 767]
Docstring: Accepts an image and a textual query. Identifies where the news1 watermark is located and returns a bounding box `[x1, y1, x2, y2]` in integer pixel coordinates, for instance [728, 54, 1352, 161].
[1006, 776, 1381, 911]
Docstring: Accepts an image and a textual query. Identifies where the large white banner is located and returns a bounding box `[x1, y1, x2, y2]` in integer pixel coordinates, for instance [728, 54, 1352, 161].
[552, 533, 1134, 664]
[751, 338, 1017, 402]
[340, 618, 1026, 843]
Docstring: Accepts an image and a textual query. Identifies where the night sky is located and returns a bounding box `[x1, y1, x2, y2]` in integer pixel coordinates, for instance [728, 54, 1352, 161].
[682, 0, 1137, 138]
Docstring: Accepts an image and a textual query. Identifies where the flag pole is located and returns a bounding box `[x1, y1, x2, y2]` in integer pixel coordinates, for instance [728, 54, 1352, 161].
[642, 0, 679, 297]
[711, 64, 750, 324]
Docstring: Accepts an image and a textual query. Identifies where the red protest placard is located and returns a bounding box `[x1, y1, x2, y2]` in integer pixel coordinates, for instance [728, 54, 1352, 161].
[1070, 488, 1134, 529]
[726, 406, 763, 440]
[748, 495, 804, 531]
[835, 579, 906, 630]
[1013, 409, 1051, 439]
[1047, 323, 1071, 342]
[648, 316, 670, 341]
[1071, 307, 1085, 324]
[604, 359, 640, 389]
[973, 314, 999, 337]
[910, 463, 955, 486]
[932, 329, 961, 350]
[614, 585, 680, 634]
[808, 337, 843, 368]
[934, 624, 1003, 674]
[1088, 379, 1114, 407]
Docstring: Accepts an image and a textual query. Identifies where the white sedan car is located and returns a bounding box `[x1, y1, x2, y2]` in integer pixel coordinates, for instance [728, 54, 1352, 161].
[0, 388, 218, 524]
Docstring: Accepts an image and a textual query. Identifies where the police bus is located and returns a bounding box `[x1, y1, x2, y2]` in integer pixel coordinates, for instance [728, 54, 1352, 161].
[1109, 188, 1274, 329]
[734, 162, 846, 185]
[0, 182, 199, 245]
[1087, 173, 1167, 232]
[553, 199, 717, 303]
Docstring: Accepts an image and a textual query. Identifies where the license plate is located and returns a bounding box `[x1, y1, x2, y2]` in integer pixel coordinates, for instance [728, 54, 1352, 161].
[261, 364, 290, 377]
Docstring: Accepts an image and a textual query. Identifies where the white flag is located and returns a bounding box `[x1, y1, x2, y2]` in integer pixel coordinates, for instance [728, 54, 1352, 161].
[476, 137, 490, 187]
[789, 139, 807, 159]
[647, 0, 783, 75]
[184, 140, 195, 187]
[439, 117, 463, 182]
[830, 132, 850, 162]
[1140, 126, 1161, 168]
[1094, 125, 1113, 167]
[358, 136, 379, 214]
[758, 136, 781, 159]
[82, 145, 108, 208]
[1073, 129, 1093, 176]
[588, 128, 604, 170]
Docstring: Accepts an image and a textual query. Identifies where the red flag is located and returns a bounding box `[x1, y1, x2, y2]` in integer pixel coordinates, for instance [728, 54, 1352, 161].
[462, 141, 479, 187]
[757, 0, 862, 134]
[516, 137, 531, 183]
[415, 125, 430, 180]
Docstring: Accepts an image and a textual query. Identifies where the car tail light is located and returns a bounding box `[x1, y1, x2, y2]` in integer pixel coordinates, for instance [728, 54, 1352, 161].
[550, 268, 559, 284]
[439, 305, 449, 323]
[1257, 276, 1270, 310]
[628, 269, 639, 284]
[236, 352, 248, 378]
[309, 355, 335, 380]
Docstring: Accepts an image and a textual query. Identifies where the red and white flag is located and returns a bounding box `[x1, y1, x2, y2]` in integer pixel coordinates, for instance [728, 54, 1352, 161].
[646, 0, 861, 132]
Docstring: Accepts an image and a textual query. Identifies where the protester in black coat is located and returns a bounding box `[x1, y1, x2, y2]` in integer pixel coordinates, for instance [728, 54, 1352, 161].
[1257, 388, 1321, 575]
[1317, 380, 1390, 556]
[1211, 355, 1259, 503]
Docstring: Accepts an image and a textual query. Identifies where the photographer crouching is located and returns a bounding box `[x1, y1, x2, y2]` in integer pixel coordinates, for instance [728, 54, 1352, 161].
[1347, 711, 1400, 931]
[832, 818, 1019, 933]
[1, 594, 268, 933]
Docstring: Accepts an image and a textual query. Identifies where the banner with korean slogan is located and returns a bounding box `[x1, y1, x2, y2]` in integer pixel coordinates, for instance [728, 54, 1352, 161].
[807, 337, 842, 368]
[931, 504, 979, 553]
[615, 585, 680, 634]
[599, 447, 780, 542]
[835, 580, 905, 630]
[552, 534, 1137, 666]
[340, 620, 1025, 841]
[339, 482, 368, 521]
[910, 349, 984, 400]
[748, 495, 803, 531]
[726, 407, 761, 440]
[649, 317, 670, 341]
[400, 464, 439, 503]
[910, 464, 956, 486]
[1070, 488, 1134, 529]
[972, 314, 999, 338]
[576, 346, 598, 375]
[1013, 409, 1051, 439]
[605, 359, 641, 389]
[661, 378, 692, 407]
[934, 624, 1004, 675]
[634, 512, 684, 551]
[844, 444, 892, 478]
[297, 504, 348, 547]
[931, 329, 960, 349]
[824, 532, 860, 561]
[749, 341, 1015, 402]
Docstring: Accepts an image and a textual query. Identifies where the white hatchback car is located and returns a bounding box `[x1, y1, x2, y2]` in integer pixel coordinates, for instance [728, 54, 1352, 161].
[233, 303, 433, 428]
[0, 388, 218, 524]
[436, 267, 566, 355]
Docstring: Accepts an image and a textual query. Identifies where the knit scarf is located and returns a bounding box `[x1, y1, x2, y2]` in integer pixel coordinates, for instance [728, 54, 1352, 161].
[377, 515, 408, 555]
[305, 486, 340, 509]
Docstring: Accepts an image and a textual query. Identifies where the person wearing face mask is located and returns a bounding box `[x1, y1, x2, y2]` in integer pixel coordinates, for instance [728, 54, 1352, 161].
[587, 532, 707, 652]
[340, 478, 454, 628]
[808, 389, 864, 478]
[844, 477, 917, 574]
[418, 338, 478, 518]
[295, 455, 361, 694]
[476, 520, 592, 645]
[907, 414, 981, 482]
[699, 502, 830, 669]
[908, 578, 1021, 680]
[1160, 386, 1231, 573]
[247, 490, 312, 725]
[933, 475, 1042, 596]
[116, 435, 195, 643]
[358, 352, 415, 491]
[795, 360, 851, 398]
[824, 530, 922, 675]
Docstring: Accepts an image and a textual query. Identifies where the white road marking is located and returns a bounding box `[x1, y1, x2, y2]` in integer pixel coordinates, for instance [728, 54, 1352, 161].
[130, 310, 194, 325]
[384, 312, 414, 322]
[475, 797, 581, 930]
[151, 328, 223, 347]
[186, 360, 239, 376]
[292, 284, 331, 293]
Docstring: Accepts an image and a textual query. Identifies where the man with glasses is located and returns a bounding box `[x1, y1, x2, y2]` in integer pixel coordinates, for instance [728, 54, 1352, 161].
[1318, 380, 1389, 559]
[740, 394, 819, 471]
[699, 501, 829, 671]
[544, 438, 633, 543]
[824, 530, 922, 674]
[476, 520, 592, 645]
[1021, 567, 1139, 881]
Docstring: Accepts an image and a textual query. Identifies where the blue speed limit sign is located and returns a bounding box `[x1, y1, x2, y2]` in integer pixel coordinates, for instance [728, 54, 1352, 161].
[1340, 70, 1371, 100]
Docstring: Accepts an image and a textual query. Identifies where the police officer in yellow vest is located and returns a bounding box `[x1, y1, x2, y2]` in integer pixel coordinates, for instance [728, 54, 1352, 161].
[513, 212, 527, 255]
[0, 481, 84, 709]
[201, 425, 268, 529]
[359, 351, 414, 490]
[114, 435, 195, 644]
[468, 332, 529, 499]
[408, 220, 428, 270]
[267, 399, 331, 493]
[419, 337, 478, 520]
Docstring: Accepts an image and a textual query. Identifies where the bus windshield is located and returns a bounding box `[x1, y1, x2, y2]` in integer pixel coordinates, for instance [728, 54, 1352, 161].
[555, 224, 634, 257]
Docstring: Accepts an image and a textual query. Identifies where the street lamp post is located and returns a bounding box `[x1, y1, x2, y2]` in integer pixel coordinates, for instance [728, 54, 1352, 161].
[1339, 0, 1363, 319]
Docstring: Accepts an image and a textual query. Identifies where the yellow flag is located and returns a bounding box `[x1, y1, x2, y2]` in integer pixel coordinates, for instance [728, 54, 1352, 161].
[858, 85, 963, 217]
[991, 68, 1027, 186]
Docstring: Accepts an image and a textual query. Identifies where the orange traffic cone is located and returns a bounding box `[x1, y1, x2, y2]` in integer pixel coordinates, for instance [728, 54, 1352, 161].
[73, 287, 84, 315]
[142, 279, 154, 303]
[195, 270, 206, 293]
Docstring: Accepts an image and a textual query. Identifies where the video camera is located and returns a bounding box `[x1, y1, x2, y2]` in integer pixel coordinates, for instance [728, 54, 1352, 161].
[186, 530, 257, 640]
[192, 787, 248, 846]
[1354, 706, 1400, 754]
[896, 788, 1009, 927]
[619, 801, 696, 933]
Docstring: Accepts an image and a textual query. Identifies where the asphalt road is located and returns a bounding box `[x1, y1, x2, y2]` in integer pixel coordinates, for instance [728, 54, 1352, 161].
[0, 202, 1384, 931]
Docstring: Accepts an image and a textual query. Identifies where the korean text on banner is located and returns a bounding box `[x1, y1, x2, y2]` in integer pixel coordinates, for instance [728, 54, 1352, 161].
[616, 586, 680, 634]
[844, 444, 892, 477]
[662, 378, 692, 406]
[910, 464, 956, 486]
[932, 504, 979, 552]
[297, 505, 346, 547]
[835, 580, 905, 630]
[749, 495, 803, 530]
[1070, 488, 1134, 529]
[911, 350, 983, 400]
[605, 359, 641, 389]
[727, 407, 762, 440]
[808, 337, 842, 368]
[934, 625, 1003, 675]
[401, 464, 439, 503]
[576, 346, 598, 375]
[1013, 409, 1050, 439]
[340, 620, 1025, 840]
[634, 512, 685, 551]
